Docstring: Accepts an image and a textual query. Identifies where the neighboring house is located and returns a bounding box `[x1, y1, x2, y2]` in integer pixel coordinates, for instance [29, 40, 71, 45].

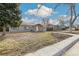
[72, 25, 79, 30]
[47, 24, 62, 31]
[9, 22, 45, 32]
[9, 21, 66, 32]
[34, 24, 45, 32]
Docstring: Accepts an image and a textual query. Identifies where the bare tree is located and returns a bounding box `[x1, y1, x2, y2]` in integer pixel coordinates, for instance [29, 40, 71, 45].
[37, 3, 79, 32]
[54, 3, 79, 32]
[37, 3, 50, 31]
[69, 3, 79, 32]
[58, 16, 65, 27]
[37, 3, 43, 15]
[42, 17, 49, 31]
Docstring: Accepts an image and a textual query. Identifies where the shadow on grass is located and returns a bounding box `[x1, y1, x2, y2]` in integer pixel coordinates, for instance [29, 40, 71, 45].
[0, 35, 6, 41]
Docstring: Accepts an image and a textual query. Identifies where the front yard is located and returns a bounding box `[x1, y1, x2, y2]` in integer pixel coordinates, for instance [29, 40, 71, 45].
[0, 32, 70, 56]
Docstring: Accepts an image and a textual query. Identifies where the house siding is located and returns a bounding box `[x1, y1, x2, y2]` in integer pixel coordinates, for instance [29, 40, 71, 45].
[9, 24, 44, 32]
[9, 24, 64, 32]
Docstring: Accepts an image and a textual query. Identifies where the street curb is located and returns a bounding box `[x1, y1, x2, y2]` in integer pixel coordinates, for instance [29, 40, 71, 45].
[53, 36, 79, 56]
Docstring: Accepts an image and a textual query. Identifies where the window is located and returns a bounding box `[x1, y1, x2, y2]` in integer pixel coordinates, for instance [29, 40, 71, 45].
[24, 26, 29, 30]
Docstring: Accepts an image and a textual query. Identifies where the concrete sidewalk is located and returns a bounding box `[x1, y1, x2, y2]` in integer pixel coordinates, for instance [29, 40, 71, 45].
[24, 33, 79, 56]
[63, 41, 79, 56]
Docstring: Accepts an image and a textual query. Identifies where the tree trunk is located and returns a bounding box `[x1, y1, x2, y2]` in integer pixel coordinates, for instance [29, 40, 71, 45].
[2, 25, 6, 36]
[69, 23, 72, 32]
[69, 4, 73, 32]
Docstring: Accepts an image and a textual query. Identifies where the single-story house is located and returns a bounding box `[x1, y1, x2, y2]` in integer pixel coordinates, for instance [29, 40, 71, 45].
[9, 21, 66, 32]
[9, 22, 46, 32]
[46, 24, 63, 31]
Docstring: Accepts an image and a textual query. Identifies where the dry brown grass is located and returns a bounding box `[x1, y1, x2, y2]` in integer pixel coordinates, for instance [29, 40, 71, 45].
[0, 32, 70, 56]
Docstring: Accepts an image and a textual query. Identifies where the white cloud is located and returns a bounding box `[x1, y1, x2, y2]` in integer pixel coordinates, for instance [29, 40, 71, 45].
[21, 17, 42, 24]
[21, 17, 35, 24]
[26, 5, 54, 17]
[49, 19, 59, 25]
[27, 9, 37, 16]
[49, 15, 69, 26]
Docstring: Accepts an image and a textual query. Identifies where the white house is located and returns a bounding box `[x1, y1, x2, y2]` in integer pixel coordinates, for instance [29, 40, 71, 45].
[9, 20, 66, 32]
[9, 22, 46, 32]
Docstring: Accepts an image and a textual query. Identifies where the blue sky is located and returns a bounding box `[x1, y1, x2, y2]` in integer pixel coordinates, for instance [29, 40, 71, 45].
[19, 3, 67, 18]
[19, 3, 79, 24]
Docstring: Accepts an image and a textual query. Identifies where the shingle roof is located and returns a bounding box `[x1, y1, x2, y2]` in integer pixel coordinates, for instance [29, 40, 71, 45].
[21, 21, 35, 26]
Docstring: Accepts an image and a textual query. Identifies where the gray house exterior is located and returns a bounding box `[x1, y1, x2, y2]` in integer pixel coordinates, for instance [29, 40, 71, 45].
[9, 22, 65, 32]
[9, 23, 46, 32]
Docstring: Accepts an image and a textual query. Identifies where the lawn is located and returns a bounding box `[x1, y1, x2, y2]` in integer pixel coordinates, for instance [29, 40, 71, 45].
[0, 32, 70, 56]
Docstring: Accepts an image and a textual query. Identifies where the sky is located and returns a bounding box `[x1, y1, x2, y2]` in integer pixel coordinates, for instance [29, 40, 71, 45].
[19, 3, 79, 25]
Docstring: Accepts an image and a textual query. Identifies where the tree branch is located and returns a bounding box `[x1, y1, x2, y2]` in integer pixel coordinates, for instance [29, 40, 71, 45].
[72, 14, 79, 25]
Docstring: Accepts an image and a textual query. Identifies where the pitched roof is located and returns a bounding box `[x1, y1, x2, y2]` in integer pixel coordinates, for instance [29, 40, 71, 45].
[21, 21, 35, 26]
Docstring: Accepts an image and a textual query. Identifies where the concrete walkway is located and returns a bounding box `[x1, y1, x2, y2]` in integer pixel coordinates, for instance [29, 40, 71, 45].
[63, 41, 79, 56]
[25, 32, 79, 56]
